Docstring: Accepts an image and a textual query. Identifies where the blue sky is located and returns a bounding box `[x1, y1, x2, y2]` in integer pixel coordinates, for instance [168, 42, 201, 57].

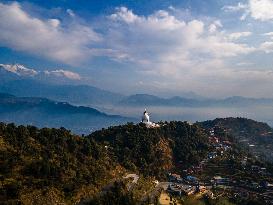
[0, 0, 273, 98]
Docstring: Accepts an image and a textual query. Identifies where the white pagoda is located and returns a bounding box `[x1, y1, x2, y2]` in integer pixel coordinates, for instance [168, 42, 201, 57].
[142, 109, 150, 123]
[141, 109, 159, 128]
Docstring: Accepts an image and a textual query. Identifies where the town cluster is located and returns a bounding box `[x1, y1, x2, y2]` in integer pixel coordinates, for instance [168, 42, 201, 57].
[163, 126, 273, 203]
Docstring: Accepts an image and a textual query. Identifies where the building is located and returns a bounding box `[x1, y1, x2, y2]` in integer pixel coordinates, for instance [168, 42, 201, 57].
[141, 109, 160, 128]
[185, 176, 199, 185]
[142, 109, 150, 123]
[213, 176, 230, 185]
[168, 173, 183, 183]
[208, 152, 217, 159]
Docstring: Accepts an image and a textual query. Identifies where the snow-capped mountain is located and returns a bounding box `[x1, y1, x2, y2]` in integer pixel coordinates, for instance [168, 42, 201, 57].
[0, 63, 81, 81]
[0, 63, 38, 77]
[0, 63, 124, 106]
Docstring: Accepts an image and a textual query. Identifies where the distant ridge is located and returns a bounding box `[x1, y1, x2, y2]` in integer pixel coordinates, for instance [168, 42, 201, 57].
[0, 93, 135, 134]
[0, 79, 124, 105]
[119, 94, 273, 107]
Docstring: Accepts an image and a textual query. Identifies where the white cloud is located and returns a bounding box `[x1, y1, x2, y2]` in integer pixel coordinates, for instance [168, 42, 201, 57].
[262, 32, 273, 40]
[263, 32, 273, 36]
[110, 7, 141, 23]
[0, 2, 102, 65]
[236, 62, 254, 66]
[208, 20, 222, 33]
[44, 69, 81, 80]
[249, 0, 273, 21]
[222, 2, 248, 12]
[66, 9, 75, 17]
[107, 7, 255, 74]
[48, 19, 60, 28]
[105, 7, 273, 98]
[229, 32, 252, 40]
[223, 0, 273, 21]
[0, 2, 257, 71]
[259, 41, 273, 53]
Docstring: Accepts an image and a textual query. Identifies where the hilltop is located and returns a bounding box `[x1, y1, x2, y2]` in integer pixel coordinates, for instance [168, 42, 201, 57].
[88, 121, 209, 177]
[199, 117, 273, 162]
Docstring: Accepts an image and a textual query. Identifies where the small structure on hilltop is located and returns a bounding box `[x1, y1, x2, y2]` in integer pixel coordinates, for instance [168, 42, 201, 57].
[142, 109, 150, 123]
[141, 109, 160, 128]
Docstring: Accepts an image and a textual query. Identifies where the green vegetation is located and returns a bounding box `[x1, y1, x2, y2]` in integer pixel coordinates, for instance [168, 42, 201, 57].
[180, 196, 235, 205]
[81, 181, 136, 205]
[0, 121, 209, 204]
[89, 121, 209, 178]
[1, 118, 272, 204]
[0, 123, 125, 204]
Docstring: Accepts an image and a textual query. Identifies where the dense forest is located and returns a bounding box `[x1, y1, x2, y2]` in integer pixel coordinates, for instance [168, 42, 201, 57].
[89, 122, 209, 177]
[0, 123, 121, 204]
[0, 121, 209, 204]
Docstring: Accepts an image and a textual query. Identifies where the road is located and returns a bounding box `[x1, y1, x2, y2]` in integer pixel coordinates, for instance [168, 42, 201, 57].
[124, 174, 139, 183]
[123, 174, 139, 190]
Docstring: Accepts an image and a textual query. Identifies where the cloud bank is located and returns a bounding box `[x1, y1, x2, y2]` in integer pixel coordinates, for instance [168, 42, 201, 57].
[107, 7, 255, 71]
[44, 69, 81, 80]
[0, 2, 101, 65]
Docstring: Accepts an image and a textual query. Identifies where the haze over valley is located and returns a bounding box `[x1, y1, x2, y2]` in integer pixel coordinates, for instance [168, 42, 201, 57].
[1, 63, 273, 131]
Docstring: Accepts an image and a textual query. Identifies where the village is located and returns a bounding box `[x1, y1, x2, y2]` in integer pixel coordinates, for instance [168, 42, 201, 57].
[156, 125, 273, 204]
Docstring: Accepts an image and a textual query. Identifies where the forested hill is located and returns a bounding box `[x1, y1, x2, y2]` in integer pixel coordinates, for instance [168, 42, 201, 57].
[88, 121, 209, 177]
[200, 117, 273, 135]
[0, 123, 119, 204]
[1, 121, 209, 204]
[199, 117, 273, 161]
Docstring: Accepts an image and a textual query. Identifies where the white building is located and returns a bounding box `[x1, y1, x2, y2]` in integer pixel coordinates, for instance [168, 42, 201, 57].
[141, 109, 160, 128]
[142, 109, 150, 123]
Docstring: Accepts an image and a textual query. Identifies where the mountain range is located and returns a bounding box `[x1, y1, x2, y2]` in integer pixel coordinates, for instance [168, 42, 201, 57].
[0, 93, 134, 134]
[1, 64, 273, 108]
[0, 63, 125, 105]
[119, 94, 273, 107]
[0, 79, 124, 106]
